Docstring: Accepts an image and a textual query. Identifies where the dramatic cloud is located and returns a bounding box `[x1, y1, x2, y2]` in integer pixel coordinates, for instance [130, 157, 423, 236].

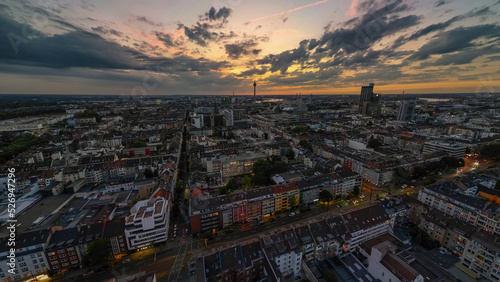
[408, 25, 500, 61]
[136, 16, 163, 27]
[154, 31, 175, 47]
[179, 7, 233, 46]
[236, 66, 268, 77]
[224, 40, 260, 59]
[256, 0, 420, 75]
[0, 12, 229, 77]
[393, 7, 495, 48]
[435, 0, 446, 7]
[203, 7, 231, 22]
[91, 26, 123, 36]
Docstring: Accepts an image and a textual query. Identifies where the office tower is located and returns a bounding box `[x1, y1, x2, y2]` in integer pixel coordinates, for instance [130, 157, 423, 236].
[397, 100, 416, 121]
[359, 83, 381, 117]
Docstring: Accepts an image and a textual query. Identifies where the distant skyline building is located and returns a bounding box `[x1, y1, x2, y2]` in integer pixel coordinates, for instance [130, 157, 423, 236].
[359, 83, 381, 117]
[253, 80, 257, 103]
[397, 100, 416, 121]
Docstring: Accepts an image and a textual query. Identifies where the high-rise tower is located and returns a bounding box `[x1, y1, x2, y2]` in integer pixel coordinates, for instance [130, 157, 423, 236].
[253, 80, 257, 103]
[359, 83, 380, 117]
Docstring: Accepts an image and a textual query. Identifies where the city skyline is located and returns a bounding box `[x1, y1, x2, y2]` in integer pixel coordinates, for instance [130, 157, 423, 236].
[1, 0, 500, 95]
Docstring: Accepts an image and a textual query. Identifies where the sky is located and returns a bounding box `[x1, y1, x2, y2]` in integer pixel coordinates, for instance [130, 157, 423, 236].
[0, 0, 500, 95]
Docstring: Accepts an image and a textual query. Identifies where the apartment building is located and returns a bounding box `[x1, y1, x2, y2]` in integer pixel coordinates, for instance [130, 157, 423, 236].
[45, 224, 102, 273]
[422, 141, 467, 158]
[261, 229, 302, 278]
[0, 230, 50, 282]
[294, 224, 315, 261]
[461, 231, 500, 281]
[103, 219, 128, 259]
[206, 152, 266, 178]
[273, 183, 299, 212]
[417, 182, 487, 226]
[367, 241, 424, 282]
[342, 204, 391, 251]
[124, 197, 170, 250]
[200, 240, 271, 282]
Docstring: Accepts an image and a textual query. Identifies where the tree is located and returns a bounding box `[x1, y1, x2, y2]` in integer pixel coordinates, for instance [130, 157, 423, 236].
[292, 125, 309, 134]
[83, 238, 112, 266]
[175, 180, 185, 194]
[226, 178, 239, 193]
[352, 186, 360, 196]
[241, 176, 252, 190]
[323, 269, 340, 282]
[144, 168, 154, 178]
[219, 186, 229, 195]
[367, 137, 382, 149]
[299, 140, 313, 151]
[288, 195, 298, 210]
[480, 142, 500, 160]
[132, 140, 147, 147]
[319, 190, 333, 203]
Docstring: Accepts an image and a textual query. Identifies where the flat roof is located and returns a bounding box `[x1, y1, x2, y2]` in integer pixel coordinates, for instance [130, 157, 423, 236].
[0, 194, 71, 236]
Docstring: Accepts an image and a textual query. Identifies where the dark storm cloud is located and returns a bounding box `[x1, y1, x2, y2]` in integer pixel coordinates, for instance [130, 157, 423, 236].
[236, 66, 268, 77]
[255, 0, 419, 75]
[257, 39, 309, 74]
[154, 31, 175, 47]
[203, 7, 232, 22]
[435, 0, 446, 7]
[408, 25, 500, 61]
[420, 46, 500, 66]
[136, 16, 163, 27]
[180, 7, 233, 46]
[91, 26, 123, 36]
[0, 13, 229, 76]
[178, 22, 218, 46]
[224, 40, 259, 59]
[392, 7, 495, 48]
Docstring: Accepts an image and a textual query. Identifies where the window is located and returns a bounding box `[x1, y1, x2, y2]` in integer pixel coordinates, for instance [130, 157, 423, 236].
[39, 258, 44, 262]
[21, 268, 28, 272]
[31, 254, 36, 259]
[19, 262, 26, 267]
[50, 256, 57, 261]
[18, 257, 24, 262]
[33, 260, 37, 264]
[41, 263, 46, 267]
[62, 263, 69, 267]
[35, 265, 39, 269]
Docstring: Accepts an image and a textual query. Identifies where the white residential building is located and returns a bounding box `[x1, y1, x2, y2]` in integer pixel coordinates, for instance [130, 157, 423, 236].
[367, 241, 424, 282]
[124, 197, 170, 250]
[261, 229, 302, 278]
[342, 204, 391, 250]
[0, 230, 50, 282]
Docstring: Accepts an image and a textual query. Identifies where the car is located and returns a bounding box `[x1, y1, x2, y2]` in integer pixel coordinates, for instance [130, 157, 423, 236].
[257, 221, 264, 226]
[83, 270, 94, 277]
[124, 258, 131, 263]
[336, 204, 341, 208]
[289, 212, 296, 217]
[111, 261, 120, 268]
